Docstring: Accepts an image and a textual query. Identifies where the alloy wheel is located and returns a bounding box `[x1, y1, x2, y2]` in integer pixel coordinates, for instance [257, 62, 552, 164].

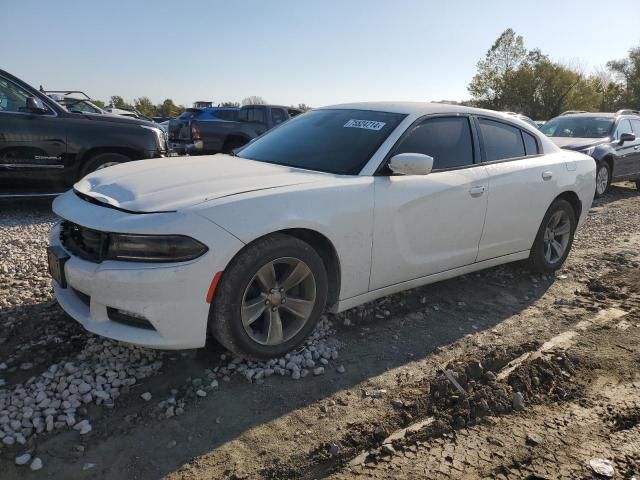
[241, 257, 317, 346]
[543, 210, 571, 264]
[596, 165, 609, 196]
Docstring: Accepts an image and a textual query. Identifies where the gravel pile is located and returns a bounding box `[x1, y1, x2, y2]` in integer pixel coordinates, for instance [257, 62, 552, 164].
[0, 205, 56, 313]
[149, 317, 343, 420]
[215, 316, 341, 382]
[0, 337, 162, 447]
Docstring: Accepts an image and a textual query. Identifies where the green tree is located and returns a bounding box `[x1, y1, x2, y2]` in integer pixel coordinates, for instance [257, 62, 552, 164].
[134, 96, 156, 117]
[158, 98, 181, 117]
[241, 96, 267, 106]
[92, 99, 105, 109]
[468, 30, 604, 119]
[607, 45, 640, 108]
[219, 101, 240, 107]
[296, 103, 312, 112]
[468, 28, 527, 109]
[109, 95, 131, 110]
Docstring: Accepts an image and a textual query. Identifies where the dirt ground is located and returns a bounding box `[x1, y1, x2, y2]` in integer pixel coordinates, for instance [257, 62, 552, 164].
[0, 183, 639, 480]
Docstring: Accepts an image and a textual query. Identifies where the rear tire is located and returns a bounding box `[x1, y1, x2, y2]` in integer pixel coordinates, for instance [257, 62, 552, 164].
[210, 233, 328, 360]
[529, 199, 576, 273]
[80, 153, 130, 178]
[222, 137, 247, 154]
[594, 161, 611, 198]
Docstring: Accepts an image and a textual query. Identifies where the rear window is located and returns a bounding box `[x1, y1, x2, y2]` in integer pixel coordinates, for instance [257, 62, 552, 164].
[479, 118, 526, 161]
[239, 107, 265, 123]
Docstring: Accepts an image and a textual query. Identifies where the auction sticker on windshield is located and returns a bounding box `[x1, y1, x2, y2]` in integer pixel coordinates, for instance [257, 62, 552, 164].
[344, 119, 386, 131]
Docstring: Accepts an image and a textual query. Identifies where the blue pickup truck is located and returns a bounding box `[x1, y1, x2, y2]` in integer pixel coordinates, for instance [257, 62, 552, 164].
[168, 105, 301, 155]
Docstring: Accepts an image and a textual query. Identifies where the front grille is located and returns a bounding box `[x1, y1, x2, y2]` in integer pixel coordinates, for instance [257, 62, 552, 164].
[60, 221, 108, 263]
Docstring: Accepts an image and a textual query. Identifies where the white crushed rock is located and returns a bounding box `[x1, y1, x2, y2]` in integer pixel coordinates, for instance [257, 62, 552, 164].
[0, 336, 162, 446]
[15, 452, 31, 465]
[30, 457, 43, 471]
[212, 316, 340, 385]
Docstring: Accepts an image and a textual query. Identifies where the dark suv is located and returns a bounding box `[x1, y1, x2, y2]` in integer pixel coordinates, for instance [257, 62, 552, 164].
[0, 70, 168, 198]
[540, 110, 640, 197]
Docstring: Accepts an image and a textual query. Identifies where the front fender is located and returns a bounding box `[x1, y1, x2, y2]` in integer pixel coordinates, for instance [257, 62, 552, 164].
[191, 179, 375, 300]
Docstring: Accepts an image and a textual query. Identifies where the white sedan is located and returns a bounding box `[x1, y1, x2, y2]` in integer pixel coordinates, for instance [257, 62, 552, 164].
[48, 102, 595, 359]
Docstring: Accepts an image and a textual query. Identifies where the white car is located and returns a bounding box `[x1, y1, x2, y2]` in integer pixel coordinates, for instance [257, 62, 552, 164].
[48, 102, 596, 359]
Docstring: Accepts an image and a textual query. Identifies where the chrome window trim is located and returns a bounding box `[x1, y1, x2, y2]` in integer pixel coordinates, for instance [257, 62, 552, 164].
[0, 163, 64, 169]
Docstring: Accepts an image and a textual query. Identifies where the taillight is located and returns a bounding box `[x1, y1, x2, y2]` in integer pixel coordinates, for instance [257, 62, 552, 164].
[191, 124, 200, 140]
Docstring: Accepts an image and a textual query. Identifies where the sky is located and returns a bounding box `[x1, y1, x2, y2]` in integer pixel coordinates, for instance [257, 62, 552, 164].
[2, 0, 639, 108]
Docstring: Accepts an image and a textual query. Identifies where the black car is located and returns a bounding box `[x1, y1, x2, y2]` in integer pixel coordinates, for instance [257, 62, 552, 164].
[0, 70, 168, 198]
[540, 110, 640, 197]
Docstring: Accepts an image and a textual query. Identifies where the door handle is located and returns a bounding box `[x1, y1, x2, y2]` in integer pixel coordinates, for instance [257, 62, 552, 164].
[469, 185, 485, 197]
[542, 171, 553, 181]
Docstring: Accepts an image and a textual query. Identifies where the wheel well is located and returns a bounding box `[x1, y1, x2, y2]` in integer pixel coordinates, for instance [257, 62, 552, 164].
[223, 135, 250, 151]
[555, 191, 582, 223]
[601, 155, 614, 173]
[82, 147, 138, 164]
[278, 228, 341, 313]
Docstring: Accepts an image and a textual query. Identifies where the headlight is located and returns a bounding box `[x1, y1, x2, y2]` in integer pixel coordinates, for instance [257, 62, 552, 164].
[581, 146, 596, 156]
[106, 234, 208, 262]
[140, 125, 167, 151]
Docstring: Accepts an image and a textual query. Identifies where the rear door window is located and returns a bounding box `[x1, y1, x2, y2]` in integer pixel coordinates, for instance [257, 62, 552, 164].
[479, 118, 526, 161]
[630, 119, 640, 135]
[393, 116, 474, 170]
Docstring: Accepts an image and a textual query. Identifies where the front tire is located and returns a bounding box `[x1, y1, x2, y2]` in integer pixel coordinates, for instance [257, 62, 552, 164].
[529, 199, 576, 273]
[594, 161, 611, 198]
[210, 234, 328, 360]
[80, 153, 130, 178]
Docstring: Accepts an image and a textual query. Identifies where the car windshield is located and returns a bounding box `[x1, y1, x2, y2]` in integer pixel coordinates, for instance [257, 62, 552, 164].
[236, 109, 406, 175]
[540, 116, 614, 138]
[63, 99, 102, 114]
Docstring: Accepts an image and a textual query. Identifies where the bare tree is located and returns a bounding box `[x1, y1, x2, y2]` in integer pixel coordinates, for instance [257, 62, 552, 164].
[241, 96, 267, 106]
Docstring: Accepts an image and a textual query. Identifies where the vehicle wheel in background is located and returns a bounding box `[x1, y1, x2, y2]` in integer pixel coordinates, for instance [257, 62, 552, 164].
[80, 153, 130, 178]
[222, 137, 247, 154]
[210, 233, 328, 360]
[635, 180, 640, 191]
[594, 161, 611, 198]
[529, 199, 576, 273]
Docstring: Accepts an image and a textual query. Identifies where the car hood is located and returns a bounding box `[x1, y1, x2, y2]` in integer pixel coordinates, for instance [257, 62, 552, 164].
[74, 155, 330, 213]
[81, 112, 158, 128]
[549, 137, 609, 151]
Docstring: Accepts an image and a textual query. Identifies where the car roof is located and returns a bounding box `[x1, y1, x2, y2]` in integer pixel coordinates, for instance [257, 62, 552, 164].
[319, 101, 528, 119]
[556, 112, 616, 118]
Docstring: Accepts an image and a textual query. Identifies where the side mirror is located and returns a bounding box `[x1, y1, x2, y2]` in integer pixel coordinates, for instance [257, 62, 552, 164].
[619, 132, 636, 145]
[26, 96, 48, 114]
[388, 153, 434, 175]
